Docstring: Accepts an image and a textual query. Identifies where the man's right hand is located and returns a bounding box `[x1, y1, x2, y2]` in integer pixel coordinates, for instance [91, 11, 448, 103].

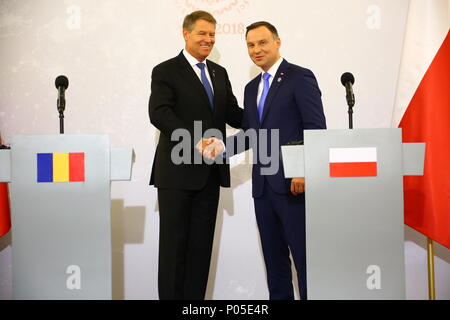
[195, 138, 210, 155]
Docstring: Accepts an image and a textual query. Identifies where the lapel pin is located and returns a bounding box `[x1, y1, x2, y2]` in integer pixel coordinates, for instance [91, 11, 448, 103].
[277, 73, 284, 82]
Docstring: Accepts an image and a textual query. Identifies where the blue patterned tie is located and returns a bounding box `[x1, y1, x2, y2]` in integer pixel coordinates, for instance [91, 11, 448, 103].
[258, 72, 271, 121]
[196, 63, 214, 109]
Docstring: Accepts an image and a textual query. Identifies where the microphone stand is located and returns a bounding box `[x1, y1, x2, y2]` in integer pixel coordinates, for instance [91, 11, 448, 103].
[345, 83, 355, 129]
[348, 106, 353, 130]
[57, 87, 65, 134]
[59, 111, 64, 134]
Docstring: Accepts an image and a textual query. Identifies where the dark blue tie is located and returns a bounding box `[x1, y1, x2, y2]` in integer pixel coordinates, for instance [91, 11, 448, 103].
[196, 63, 214, 109]
[258, 72, 271, 121]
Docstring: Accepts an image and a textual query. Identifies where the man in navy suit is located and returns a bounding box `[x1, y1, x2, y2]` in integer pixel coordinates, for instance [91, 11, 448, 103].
[245, 21, 326, 300]
[205, 21, 326, 300]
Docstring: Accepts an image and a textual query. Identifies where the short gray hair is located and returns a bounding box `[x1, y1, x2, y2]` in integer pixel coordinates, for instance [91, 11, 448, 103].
[183, 11, 217, 31]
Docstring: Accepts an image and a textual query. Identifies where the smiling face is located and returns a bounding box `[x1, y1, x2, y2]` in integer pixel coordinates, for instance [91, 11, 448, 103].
[246, 26, 281, 72]
[183, 19, 216, 62]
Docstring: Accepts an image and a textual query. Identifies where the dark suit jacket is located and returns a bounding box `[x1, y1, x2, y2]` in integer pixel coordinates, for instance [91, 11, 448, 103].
[241, 59, 327, 197]
[149, 51, 243, 190]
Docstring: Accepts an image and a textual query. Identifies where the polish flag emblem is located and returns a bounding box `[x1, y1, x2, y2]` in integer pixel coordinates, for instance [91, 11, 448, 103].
[329, 147, 377, 177]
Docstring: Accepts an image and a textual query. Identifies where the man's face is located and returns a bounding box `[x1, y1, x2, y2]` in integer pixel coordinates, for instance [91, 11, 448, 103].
[246, 26, 281, 72]
[184, 19, 216, 61]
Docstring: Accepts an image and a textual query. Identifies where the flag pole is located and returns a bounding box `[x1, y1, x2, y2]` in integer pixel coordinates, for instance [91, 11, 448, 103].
[427, 237, 436, 300]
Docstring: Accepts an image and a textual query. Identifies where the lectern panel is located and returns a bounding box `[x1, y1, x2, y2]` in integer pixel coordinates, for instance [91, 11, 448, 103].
[304, 128, 405, 299]
[10, 135, 111, 299]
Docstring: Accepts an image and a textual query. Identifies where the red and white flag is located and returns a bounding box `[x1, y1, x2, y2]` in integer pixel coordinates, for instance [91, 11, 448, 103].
[392, 0, 450, 248]
[0, 132, 11, 238]
[329, 147, 377, 177]
[0, 183, 10, 238]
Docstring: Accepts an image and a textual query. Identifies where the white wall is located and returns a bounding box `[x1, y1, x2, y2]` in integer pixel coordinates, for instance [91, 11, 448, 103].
[0, 0, 448, 300]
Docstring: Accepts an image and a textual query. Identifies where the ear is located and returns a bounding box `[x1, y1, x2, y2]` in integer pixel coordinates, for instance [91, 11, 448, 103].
[183, 28, 189, 42]
[275, 37, 281, 49]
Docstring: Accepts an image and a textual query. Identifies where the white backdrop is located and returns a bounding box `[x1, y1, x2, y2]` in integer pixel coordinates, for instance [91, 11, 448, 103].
[0, 0, 449, 300]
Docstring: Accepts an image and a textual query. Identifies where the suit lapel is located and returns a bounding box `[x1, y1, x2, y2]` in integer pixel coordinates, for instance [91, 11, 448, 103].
[246, 77, 261, 127]
[260, 59, 290, 125]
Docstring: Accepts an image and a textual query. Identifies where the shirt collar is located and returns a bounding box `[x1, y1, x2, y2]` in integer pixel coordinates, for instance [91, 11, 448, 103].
[183, 49, 206, 67]
[262, 57, 284, 79]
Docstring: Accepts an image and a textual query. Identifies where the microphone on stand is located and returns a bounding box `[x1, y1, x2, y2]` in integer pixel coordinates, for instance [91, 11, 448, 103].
[340, 72, 355, 129]
[55, 75, 69, 134]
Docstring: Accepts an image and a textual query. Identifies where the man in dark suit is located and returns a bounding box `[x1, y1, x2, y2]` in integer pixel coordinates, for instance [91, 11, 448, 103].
[205, 21, 326, 300]
[148, 11, 243, 300]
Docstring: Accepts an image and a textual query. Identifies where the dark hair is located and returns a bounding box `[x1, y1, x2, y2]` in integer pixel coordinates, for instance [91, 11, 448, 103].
[183, 10, 217, 31]
[246, 21, 279, 38]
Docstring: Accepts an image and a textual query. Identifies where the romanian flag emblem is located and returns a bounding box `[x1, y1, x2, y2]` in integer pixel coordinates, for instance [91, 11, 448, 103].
[37, 153, 85, 183]
[329, 147, 377, 177]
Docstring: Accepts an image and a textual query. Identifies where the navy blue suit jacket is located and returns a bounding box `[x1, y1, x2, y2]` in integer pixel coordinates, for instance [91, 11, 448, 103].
[238, 59, 326, 197]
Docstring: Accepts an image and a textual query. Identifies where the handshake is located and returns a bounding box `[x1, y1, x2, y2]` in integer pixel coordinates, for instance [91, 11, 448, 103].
[196, 137, 225, 160]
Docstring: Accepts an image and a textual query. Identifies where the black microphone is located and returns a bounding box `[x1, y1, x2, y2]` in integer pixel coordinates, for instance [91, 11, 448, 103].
[55, 75, 69, 114]
[340, 72, 355, 107]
